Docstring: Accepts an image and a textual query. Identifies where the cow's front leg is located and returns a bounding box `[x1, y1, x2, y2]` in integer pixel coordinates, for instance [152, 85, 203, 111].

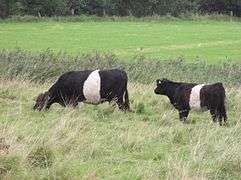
[179, 109, 189, 122]
[66, 96, 80, 108]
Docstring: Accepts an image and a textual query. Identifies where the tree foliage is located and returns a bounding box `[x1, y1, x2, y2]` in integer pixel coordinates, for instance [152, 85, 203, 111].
[1, 0, 241, 18]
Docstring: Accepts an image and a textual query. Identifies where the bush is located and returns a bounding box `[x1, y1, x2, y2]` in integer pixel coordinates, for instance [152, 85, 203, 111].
[1, 14, 240, 23]
[4, 0, 241, 18]
[1, 49, 241, 86]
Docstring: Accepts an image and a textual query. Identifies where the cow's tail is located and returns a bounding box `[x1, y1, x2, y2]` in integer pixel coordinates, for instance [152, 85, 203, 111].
[124, 89, 130, 111]
[120, 70, 130, 111]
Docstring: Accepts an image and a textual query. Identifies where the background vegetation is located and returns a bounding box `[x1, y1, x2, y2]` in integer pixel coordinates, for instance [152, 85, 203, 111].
[1, 0, 241, 18]
[1, 50, 241, 85]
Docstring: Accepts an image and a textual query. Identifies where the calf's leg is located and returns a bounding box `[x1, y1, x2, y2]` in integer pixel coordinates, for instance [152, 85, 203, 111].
[221, 106, 227, 124]
[217, 105, 227, 126]
[179, 109, 189, 122]
[210, 108, 217, 123]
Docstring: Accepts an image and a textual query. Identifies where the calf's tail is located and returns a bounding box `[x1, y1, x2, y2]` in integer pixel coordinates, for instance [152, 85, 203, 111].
[217, 83, 227, 125]
[220, 92, 227, 123]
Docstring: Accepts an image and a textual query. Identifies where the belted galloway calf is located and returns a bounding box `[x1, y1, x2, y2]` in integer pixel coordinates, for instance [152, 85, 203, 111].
[154, 79, 227, 125]
[34, 69, 130, 111]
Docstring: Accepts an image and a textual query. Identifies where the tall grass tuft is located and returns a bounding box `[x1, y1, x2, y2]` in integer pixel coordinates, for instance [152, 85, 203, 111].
[27, 146, 54, 168]
[0, 49, 241, 85]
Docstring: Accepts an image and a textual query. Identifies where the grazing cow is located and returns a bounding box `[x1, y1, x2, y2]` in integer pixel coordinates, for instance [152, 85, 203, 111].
[33, 69, 130, 111]
[154, 79, 227, 125]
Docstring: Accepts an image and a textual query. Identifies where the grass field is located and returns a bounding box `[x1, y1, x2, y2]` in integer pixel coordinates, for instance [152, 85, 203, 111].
[1, 20, 241, 63]
[1, 79, 241, 179]
[0, 50, 241, 179]
[1, 18, 241, 179]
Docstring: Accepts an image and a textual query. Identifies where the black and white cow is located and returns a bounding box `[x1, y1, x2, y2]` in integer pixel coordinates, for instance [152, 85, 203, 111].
[154, 79, 227, 125]
[33, 69, 130, 111]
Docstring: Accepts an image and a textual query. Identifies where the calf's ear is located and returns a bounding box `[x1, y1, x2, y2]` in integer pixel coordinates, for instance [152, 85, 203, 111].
[33, 96, 38, 101]
[157, 79, 164, 84]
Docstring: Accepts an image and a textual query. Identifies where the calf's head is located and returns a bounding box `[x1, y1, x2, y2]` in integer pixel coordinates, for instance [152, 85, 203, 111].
[33, 92, 50, 111]
[154, 78, 169, 95]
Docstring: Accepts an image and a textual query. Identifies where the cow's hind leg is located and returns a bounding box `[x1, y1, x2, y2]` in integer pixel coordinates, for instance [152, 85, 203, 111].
[218, 105, 227, 126]
[123, 89, 130, 111]
[217, 113, 223, 126]
[116, 96, 125, 111]
[116, 94, 129, 112]
[116, 88, 129, 112]
[210, 108, 217, 123]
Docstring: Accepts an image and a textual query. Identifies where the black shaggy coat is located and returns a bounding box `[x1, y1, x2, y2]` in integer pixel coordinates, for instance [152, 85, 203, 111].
[154, 79, 227, 125]
[34, 69, 130, 111]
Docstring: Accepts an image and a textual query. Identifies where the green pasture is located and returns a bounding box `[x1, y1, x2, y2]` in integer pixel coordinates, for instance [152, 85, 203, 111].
[1, 20, 241, 63]
[1, 80, 241, 179]
[1, 19, 241, 179]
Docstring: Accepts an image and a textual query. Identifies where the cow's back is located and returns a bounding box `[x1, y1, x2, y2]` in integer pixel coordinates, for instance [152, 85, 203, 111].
[49, 71, 92, 98]
[99, 69, 128, 100]
[48, 69, 128, 104]
[200, 83, 225, 108]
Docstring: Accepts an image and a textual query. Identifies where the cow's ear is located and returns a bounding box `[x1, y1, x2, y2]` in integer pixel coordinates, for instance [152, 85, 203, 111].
[162, 78, 168, 82]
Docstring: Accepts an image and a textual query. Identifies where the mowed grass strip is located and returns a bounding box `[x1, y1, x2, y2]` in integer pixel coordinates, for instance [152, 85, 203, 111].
[1, 20, 241, 63]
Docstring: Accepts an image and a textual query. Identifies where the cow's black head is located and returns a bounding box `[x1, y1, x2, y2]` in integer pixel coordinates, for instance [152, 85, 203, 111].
[33, 91, 50, 111]
[154, 78, 170, 95]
